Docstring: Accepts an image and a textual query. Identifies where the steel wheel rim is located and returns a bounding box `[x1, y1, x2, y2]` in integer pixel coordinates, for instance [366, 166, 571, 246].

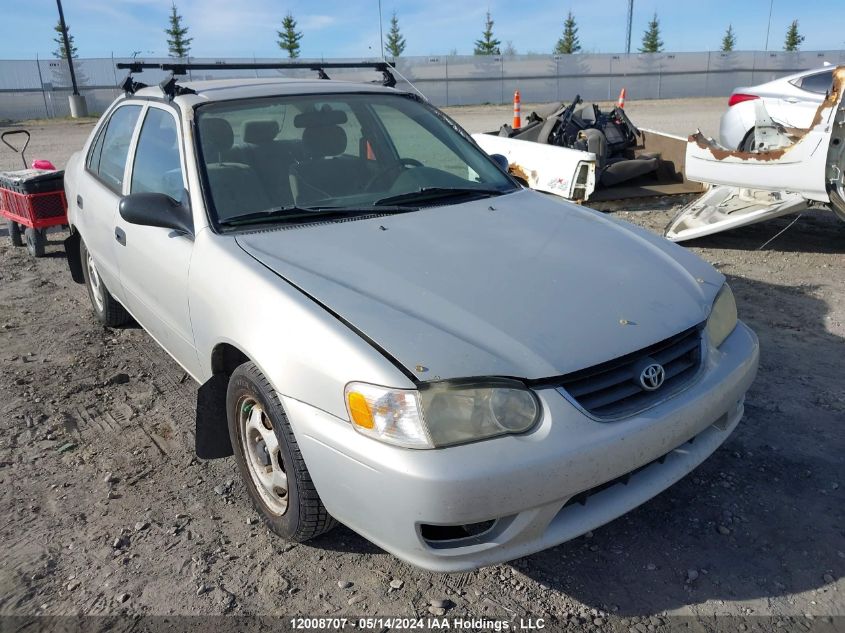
[238, 396, 288, 515]
[86, 252, 105, 312]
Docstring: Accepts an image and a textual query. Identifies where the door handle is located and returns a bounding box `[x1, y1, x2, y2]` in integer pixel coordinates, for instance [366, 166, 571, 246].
[784, 97, 800, 103]
[115, 227, 126, 246]
[76, 194, 83, 209]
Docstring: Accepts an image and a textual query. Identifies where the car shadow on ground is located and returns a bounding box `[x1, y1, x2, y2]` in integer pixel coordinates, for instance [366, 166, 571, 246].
[688, 210, 845, 255]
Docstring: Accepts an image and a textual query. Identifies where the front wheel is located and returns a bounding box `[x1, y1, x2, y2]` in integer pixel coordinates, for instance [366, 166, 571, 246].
[227, 362, 336, 541]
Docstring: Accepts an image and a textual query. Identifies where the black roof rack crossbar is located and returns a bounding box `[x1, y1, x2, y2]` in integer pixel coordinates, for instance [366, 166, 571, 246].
[116, 61, 396, 90]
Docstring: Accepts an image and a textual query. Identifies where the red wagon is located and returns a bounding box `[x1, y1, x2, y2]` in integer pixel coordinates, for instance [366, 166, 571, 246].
[0, 130, 68, 257]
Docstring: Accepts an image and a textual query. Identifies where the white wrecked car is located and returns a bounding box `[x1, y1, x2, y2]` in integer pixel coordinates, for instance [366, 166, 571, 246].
[666, 66, 845, 242]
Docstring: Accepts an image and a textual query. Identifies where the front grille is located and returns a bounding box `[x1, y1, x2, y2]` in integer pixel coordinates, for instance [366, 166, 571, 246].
[558, 324, 703, 419]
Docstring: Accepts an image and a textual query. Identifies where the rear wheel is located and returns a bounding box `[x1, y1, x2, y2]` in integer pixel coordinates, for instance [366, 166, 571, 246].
[7, 220, 23, 247]
[227, 362, 336, 541]
[739, 128, 756, 152]
[830, 187, 845, 223]
[80, 238, 130, 326]
[24, 227, 46, 257]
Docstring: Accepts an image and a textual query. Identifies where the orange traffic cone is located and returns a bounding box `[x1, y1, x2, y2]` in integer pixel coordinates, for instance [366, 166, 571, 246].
[513, 89, 521, 130]
[617, 88, 626, 108]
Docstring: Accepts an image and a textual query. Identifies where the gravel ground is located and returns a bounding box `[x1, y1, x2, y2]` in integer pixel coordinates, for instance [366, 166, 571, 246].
[0, 106, 843, 632]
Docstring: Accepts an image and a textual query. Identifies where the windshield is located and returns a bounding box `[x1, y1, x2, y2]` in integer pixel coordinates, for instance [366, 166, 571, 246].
[195, 93, 516, 226]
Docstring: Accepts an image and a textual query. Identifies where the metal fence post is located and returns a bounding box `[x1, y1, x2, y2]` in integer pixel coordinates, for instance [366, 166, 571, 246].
[704, 51, 711, 97]
[444, 58, 449, 107]
[35, 54, 49, 118]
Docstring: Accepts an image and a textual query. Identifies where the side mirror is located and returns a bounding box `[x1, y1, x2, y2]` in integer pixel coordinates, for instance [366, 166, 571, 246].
[119, 190, 193, 236]
[490, 153, 509, 172]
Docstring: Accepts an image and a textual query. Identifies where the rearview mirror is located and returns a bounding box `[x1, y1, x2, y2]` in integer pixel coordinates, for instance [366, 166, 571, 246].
[119, 191, 193, 236]
[490, 153, 509, 172]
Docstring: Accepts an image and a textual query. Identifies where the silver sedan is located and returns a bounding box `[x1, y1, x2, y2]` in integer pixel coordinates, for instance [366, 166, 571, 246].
[63, 76, 758, 571]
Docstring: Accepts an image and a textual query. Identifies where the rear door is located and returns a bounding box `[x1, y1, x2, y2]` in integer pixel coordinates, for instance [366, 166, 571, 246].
[778, 69, 832, 129]
[76, 103, 143, 297]
[114, 104, 200, 377]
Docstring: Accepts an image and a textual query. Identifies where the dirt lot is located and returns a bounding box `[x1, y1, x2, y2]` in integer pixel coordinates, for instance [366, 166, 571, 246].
[0, 109, 843, 631]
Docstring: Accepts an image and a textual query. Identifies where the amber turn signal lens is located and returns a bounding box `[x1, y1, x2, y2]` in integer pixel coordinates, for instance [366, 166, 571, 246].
[347, 391, 374, 429]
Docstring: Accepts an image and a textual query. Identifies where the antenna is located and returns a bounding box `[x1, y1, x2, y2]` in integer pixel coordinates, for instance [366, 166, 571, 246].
[625, 0, 634, 54]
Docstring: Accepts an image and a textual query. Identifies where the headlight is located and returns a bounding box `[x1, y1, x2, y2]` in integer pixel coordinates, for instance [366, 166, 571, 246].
[344, 379, 541, 449]
[706, 284, 738, 348]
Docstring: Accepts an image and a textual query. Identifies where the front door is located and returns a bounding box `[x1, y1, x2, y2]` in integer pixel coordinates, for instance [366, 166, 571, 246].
[114, 104, 200, 378]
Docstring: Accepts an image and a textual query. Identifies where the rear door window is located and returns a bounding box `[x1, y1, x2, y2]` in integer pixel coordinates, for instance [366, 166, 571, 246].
[92, 104, 142, 191]
[799, 70, 833, 94]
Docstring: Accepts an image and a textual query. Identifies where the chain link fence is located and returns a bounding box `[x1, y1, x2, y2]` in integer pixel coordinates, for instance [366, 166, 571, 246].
[1, 50, 843, 121]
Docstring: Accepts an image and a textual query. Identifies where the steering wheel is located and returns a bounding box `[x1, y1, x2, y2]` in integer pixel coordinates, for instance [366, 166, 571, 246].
[365, 157, 423, 192]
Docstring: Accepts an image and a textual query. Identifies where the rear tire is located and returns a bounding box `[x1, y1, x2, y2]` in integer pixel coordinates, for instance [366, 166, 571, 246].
[227, 361, 336, 542]
[830, 187, 845, 223]
[7, 221, 23, 247]
[24, 227, 46, 257]
[739, 128, 756, 152]
[79, 238, 130, 327]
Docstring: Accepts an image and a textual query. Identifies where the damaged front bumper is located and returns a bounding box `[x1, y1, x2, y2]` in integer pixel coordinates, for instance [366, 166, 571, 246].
[284, 323, 758, 572]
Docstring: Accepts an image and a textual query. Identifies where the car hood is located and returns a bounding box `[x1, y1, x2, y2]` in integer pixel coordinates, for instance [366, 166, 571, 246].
[236, 190, 723, 382]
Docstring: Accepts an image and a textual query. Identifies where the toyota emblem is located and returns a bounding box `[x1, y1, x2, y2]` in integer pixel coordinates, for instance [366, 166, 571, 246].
[639, 363, 665, 391]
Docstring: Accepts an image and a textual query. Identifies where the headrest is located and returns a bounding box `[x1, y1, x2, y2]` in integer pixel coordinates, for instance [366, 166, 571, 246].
[199, 117, 234, 158]
[294, 108, 348, 128]
[243, 120, 280, 145]
[302, 125, 347, 157]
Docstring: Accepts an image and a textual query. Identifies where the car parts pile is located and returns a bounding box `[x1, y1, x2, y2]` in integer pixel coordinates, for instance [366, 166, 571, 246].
[473, 96, 705, 202]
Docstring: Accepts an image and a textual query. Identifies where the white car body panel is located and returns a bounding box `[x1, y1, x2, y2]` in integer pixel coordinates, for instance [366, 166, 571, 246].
[471, 133, 597, 200]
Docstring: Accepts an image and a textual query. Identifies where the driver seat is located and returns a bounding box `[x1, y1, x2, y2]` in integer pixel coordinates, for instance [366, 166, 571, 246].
[289, 111, 369, 204]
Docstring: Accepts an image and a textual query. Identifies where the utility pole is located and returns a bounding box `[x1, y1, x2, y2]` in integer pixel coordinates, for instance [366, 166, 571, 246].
[56, 0, 78, 95]
[625, 0, 634, 54]
[56, 0, 87, 117]
[764, 0, 774, 51]
[378, 0, 384, 59]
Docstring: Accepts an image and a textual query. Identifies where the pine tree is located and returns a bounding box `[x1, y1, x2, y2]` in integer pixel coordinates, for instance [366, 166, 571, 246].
[721, 24, 736, 52]
[278, 12, 303, 58]
[783, 20, 804, 52]
[554, 11, 581, 54]
[51, 21, 87, 87]
[385, 11, 405, 58]
[639, 13, 663, 53]
[52, 21, 77, 59]
[165, 2, 192, 59]
[473, 11, 501, 55]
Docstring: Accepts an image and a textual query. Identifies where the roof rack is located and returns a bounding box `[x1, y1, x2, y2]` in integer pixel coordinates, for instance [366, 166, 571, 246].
[116, 61, 397, 97]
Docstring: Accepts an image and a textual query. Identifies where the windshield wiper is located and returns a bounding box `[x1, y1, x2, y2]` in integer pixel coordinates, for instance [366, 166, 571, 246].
[373, 186, 506, 207]
[219, 205, 416, 227]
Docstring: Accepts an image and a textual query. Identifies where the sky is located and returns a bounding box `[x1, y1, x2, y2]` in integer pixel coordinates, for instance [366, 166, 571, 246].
[1, 0, 843, 60]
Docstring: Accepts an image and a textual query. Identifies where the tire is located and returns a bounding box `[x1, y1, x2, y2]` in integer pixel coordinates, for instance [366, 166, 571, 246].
[24, 227, 46, 257]
[739, 128, 756, 152]
[79, 238, 130, 327]
[226, 361, 336, 541]
[7, 220, 23, 247]
[830, 187, 845, 223]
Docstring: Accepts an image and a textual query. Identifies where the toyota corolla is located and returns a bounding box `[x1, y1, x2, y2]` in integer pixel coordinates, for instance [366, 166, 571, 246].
[62, 66, 759, 571]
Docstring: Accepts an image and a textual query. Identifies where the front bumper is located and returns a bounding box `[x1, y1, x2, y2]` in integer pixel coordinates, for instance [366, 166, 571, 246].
[285, 322, 759, 572]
